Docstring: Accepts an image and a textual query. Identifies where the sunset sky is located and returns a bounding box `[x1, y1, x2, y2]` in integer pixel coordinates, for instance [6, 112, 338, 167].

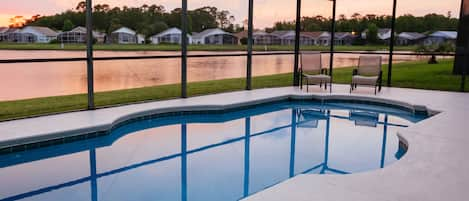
[0, 0, 461, 28]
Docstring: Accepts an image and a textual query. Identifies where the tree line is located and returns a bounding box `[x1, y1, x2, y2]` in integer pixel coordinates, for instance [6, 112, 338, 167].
[270, 13, 459, 33]
[21, 1, 241, 37]
[17, 1, 458, 38]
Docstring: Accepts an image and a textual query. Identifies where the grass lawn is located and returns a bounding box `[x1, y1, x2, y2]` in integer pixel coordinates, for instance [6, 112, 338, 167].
[0, 59, 465, 121]
[0, 43, 417, 52]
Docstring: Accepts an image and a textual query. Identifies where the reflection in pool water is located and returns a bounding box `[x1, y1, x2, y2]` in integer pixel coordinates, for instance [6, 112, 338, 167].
[0, 101, 427, 201]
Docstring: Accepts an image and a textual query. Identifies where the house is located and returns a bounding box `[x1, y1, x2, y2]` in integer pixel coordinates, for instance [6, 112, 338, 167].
[110, 27, 137, 44]
[192, 28, 238, 45]
[378, 29, 392, 41]
[304, 32, 331, 46]
[57, 26, 106, 43]
[271, 31, 330, 46]
[334, 32, 357, 45]
[0, 27, 9, 42]
[150, 27, 192, 45]
[252, 31, 281, 45]
[361, 28, 393, 44]
[8, 26, 58, 43]
[4, 28, 19, 42]
[396, 32, 426, 46]
[137, 34, 145, 44]
[423, 31, 457, 46]
[233, 30, 247, 44]
[7, 28, 35, 43]
[271, 31, 296, 45]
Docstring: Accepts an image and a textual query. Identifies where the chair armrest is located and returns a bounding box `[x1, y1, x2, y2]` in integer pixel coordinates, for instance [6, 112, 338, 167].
[321, 68, 328, 75]
[352, 69, 358, 76]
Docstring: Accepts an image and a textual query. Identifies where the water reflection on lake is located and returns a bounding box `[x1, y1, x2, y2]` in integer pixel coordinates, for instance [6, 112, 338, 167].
[0, 50, 431, 101]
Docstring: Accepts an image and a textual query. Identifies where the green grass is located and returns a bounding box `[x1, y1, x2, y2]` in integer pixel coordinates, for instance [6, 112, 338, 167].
[0, 43, 417, 52]
[0, 59, 466, 121]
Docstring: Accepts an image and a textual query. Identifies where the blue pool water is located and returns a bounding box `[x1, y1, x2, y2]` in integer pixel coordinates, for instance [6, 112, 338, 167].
[0, 101, 428, 201]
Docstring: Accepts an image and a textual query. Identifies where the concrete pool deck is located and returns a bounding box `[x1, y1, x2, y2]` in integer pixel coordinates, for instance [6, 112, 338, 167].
[0, 84, 468, 200]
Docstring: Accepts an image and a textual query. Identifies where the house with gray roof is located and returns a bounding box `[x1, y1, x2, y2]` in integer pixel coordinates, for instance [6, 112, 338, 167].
[361, 28, 393, 44]
[252, 31, 281, 45]
[192, 28, 237, 45]
[150, 27, 192, 45]
[110, 27, 138, 44]
[7, 26, 58, 43]
[57, 26, 106, 43]
[396, 32, 426, 46]
[0, 27, 9, 42]
[271, 31, 331, 46]
[423, 31, 457, 46]
[334, 32, 358, 45]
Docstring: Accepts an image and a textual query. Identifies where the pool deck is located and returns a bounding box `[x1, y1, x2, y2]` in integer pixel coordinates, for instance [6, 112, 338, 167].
[1, 85, 468, 201]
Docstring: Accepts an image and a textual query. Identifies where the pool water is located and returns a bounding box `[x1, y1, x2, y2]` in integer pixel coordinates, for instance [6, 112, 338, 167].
[0, 101, 428, 201]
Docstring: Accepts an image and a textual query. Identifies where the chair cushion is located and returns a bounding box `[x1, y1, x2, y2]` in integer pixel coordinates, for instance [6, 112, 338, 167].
[303, 74, 331, 84]
[352, 75, 378, 85]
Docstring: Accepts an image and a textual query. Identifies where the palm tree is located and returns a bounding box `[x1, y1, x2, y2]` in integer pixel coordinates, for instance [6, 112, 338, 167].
[76, 1, 86, 12]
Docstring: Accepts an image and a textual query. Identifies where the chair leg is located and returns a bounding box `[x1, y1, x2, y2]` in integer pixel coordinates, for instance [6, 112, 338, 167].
[329, 82, 332, 93]
[300, 77, 303, 90]
[324, 81, 327, 90]
[306, 80, 309, 92]
[374, 86, 377, 95]
[350, 83, 353, 93]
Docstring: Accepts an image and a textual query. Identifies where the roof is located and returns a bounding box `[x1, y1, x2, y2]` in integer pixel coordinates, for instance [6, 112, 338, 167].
[303, 31, 330, 39]
[21, 26, 58, 37]
[398, 32, 426, 40]
[152, 27, 191, 38]
[234, 30, 247, 39]
[192, 28, 234, 40]
[253, 31, 269, 36]
[112, 27, 136, 35]
[153, 27, 180, 37]
[378, 28, 392, 35]
[429, 31, 457, 39]
[62, 26, 106, 37]
[270, 31, 330, 39]
[270, 30, 294, 37]
[0, 27, 9, 34]
[334, 32, 356, 39]
[69, 26, 87, 33]
[5, 28, 19, 34]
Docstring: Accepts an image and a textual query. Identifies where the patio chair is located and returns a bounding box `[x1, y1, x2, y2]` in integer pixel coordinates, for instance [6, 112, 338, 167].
[349, 110, 379, 127]
[350, 56, 383, 94]
[299, 52, 331, 92]
[297, 108, 328, 128]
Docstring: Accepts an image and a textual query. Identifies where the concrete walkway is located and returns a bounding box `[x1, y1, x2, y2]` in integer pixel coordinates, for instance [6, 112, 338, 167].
[0, 85, 468, 201]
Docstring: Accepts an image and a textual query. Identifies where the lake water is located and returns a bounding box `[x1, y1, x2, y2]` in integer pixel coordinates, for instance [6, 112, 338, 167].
[0, 50, 433, 101]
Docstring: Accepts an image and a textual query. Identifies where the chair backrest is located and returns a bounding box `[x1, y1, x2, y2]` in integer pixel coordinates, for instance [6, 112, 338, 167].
[300, 53, 322, 74]
[358, 56, 382, 76]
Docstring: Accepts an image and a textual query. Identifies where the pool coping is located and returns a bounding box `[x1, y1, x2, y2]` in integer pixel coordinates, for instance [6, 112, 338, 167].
[1, 85, 468, 201]
[0, 89, 431, 151]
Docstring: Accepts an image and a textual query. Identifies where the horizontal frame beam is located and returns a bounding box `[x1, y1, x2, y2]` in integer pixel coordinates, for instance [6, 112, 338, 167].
[0, 52, 461, 64]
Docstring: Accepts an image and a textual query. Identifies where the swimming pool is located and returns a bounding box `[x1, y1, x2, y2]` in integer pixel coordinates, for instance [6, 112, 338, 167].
[0, 100, 428, 201]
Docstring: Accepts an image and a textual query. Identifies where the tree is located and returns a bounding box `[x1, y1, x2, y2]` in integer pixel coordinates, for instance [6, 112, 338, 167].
[108, 18, 121, 33]
[62, 19, 74, 31]
[76, 1, 86, 12]
[151, 21, 169, 35]
[366, 23, 379, 44]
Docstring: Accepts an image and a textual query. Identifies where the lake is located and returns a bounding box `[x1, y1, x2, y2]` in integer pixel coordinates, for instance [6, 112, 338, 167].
[0, 50, 433, 101]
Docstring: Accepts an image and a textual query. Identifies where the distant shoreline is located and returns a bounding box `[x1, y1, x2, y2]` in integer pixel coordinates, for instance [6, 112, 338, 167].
[0, 43, 417, 52]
